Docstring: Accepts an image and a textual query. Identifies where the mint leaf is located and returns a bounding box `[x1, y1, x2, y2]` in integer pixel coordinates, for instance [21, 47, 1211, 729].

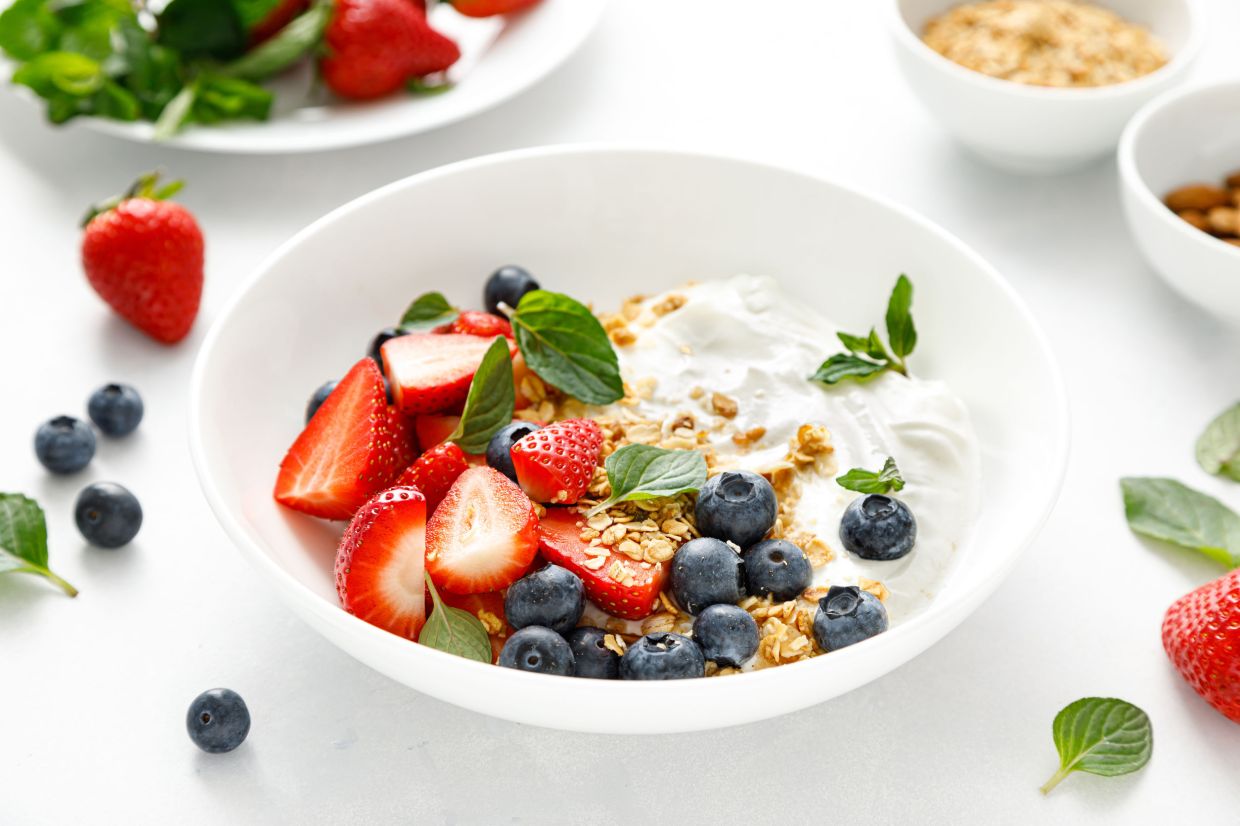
[55, 0, 135, 62]
[1196, 402, 1240, 482]
[0, 493, 77, 597]
[810, 276, 917, 387]
[587, 445, 707, 516]
[11, 51, 139, 124]
[446, 337, 515, 454]
[511, 290, 624, 406]
[837, 457, 905, 494]
[1120, 477, 1240, 569]
[1041, 698, 1152, 794]
[420, 574, 492, 663]
[0, 0, 62, 61]
[224, 4, 329, 81]
[885, 274, 916, 360]
[810, 353, 887, 385]
[400, 291, 458, 332]
[837, 329, 888, 361]
[156, 0, 247, 60]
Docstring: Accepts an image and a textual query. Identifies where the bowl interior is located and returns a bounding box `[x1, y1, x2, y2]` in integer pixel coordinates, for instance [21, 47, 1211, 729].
[1129, 83, 1240, 199]
[191, 148, 1067, 731]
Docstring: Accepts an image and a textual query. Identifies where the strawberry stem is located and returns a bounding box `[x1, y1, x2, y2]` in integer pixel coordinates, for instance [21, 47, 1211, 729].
[81, 170, 185, 227]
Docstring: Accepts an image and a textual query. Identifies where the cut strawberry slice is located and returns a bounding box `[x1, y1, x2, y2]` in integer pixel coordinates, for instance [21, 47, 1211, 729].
[538, 507, 669, 620]
[426, 466, 539, 594]
[382, 332, 516, 416]
[394, 441, 469, 512]
[511, 418, 603, 505]
[439, 310, 514, 339]
[414, 414, 460, 450]
[274, 358, 413, 520]
[335, 487, 428, 639]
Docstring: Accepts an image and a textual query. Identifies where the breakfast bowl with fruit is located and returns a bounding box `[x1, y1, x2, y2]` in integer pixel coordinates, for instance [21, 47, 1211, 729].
[189, 147, 1069, 732]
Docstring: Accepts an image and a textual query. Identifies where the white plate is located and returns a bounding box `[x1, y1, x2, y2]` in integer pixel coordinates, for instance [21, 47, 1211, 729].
[9, 0, 607, 154]
[189, 147, 1069, 733]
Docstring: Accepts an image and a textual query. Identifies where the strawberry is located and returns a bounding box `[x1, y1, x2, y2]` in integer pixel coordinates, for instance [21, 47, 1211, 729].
[414, 414, 460, 451]
[426, 466, 539, 594]
[538, 507, 668, 620]
[441, 311, 514, 340]
[510, 418, 603, 504]
[1162, 569, 1240, 723]
[382, 332, 516, 415]
[393, 441, 469, 512]
[80, 173, 203, 345]
[335, 487, 428, 639]
[321, 0, 460, 101]
[249, 0, 310, 44]
[274, 358, 414, 520]
[450, 0, 542, 17]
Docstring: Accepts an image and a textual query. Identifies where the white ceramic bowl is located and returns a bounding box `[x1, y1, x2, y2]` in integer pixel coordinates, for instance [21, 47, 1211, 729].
[189, 147, 1069, 733]
[1119, 80, 1240, 322]
[887, 0, 1202, 174]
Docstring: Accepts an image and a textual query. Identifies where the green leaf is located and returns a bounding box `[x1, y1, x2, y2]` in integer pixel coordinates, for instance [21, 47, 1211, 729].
[510, 290, 623, 406]
[587, 444, 707, 516]
[837, 456, 905, 494]
[55, 0, 135, 62]
[1120, 477, 1240, 569]
[407, 77, 454, 96]
[809, 353, 888, 385]
[224, 4, 329, 81]
[1195, 402, 1240, 482]
[400, 291, 458, 332]
[189, 72, 273, 124]
[446, 337, 515, 454]
[1041, 698, 1152, 794]
[837, 328, 889, 361]
[0, 494, 77, 597]
[232, 0, 286, 30]
[14, 51, 104, 96]
[156, 0, 247, 60]
[0, 0, 62, 61]
[885, 274, 917, 360]
[420, 574, 492, 663]
[151, 79, 196, 139]
[113, 18, 185, 120]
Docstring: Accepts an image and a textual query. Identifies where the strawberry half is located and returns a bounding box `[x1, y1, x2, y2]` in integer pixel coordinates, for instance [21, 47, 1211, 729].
[511, 418, 603, 504]
[393, 441, 469, 512]
[274, 358, 414, 520]
[426, 466, 539, 594]
[335, 487, 428, 639]
[538, 507, 668, 620]
[414, 414, 460, 451]
[382, 333, 516, 415]
[1162, 568, 1240, 723]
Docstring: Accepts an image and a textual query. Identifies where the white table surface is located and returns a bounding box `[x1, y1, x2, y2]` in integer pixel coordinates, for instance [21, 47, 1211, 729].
[3, 2, 1239, 823]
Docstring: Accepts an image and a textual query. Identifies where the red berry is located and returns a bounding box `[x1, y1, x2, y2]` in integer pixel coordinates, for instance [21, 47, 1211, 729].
[510, 418, 603, 504]
[382, 332, 516, 415]
[450, 0, 542, 17]
[1163, 568, 1240, 724]
[413, 414, 460, 451]
[321, 0, 460, 100]
[443, 311, 513, 339]
[393, 441, 470, 512]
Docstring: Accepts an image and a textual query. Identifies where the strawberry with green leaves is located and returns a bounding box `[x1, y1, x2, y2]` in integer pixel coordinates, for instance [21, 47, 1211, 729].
[321, 0, 460, 100]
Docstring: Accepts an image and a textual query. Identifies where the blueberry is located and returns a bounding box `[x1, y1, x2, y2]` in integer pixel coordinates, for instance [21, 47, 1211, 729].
[486, 422, 540, 482]
[504, 564, 584, 636]
[74, 482, 142, 548]
[497, 626, 575, 676]
[87, 383, 143, 437]
[670, 537, 745, 615]
[619, 633, 705, 680]
[692, 604, 759, 668]
[369, 327, 404, 371]
[187, 688, 251, 754]
[839, 495, 917, 561]
[743, 539, 812, 602]
[566, 626, 620, 679]
[813, 585, 889, 651]
[34, 416, 95, 474]
[695, 470, 777, 549]
[483, 265, 540, 315]
[305, 380, 338, 424]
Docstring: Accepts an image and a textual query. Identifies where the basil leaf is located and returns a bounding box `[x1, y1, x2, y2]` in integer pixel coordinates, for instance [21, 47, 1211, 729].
[446, 337, 515, 454]
[400, 291, 458, 331]
[1196, 402, 1240, 482]
[156, 0, 247, 60]
[1040, 698, 1152, 794]
[0, 493, 77, 597]
[1120, 477, 1240, 569]
[0, 0, 62, 61]
[224, 4, 329, 81]
[885, 274, 916, 360]
[420, 574, 492, 663]
[511, 290, 623, 405]
[837, 456, 905, 494]
[809, 353, 887, 385]
[588, 445, 707, 516]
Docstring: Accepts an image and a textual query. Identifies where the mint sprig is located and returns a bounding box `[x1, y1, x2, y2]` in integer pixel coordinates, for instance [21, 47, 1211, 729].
[811, 275, 917, 386]
[0, 493, 77, 597]
[1120, 477, 1240, 569]
[510, 290, 623, 406]
[837, 457, 905, 495]
[399, 291, 458, 332]
[586, 445, 707, 517]
[1041, 698, 1152, 794]
[420, 573, 492, 663]
[446, 337, 515, 454]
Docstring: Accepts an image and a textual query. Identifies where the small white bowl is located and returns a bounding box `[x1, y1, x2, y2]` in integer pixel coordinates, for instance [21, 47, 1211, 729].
[189, 147, 1068, 733]
[887, 0, 1202, 174]
[1120, 80, 1240, 321]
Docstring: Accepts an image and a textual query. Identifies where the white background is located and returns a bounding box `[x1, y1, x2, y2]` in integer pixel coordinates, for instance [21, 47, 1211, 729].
[3, 1, 1240, 823]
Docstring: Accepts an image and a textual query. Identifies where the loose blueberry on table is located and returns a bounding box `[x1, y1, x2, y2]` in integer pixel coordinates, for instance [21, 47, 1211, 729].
[186, 688, 251, 754]
[87, 383, 144, 437]
[34, 416, 96, 474]
[75, 482, 143, 548]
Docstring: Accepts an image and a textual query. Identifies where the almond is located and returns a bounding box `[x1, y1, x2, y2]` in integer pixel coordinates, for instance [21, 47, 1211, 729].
[1226, 171, 1240, 190]
[1207, 206, 1240, 237]
[1178, 210, 1210, 233]
[1165, 185, 1233, 213]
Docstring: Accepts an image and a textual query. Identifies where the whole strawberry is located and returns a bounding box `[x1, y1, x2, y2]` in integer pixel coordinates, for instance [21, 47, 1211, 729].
[1162, 568, 1240, 723]
[321, 0, 460, 101]
[81, 173, 203, 345]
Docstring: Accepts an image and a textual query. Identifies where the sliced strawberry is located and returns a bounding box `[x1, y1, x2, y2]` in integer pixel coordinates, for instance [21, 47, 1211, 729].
[414, 414, 460, 450]
[394, 441, 469, 512]
[426, 466, 539, 594]
[274, 358, 412, 520]
[538, 507, 668, 620]
[438, 589, 511, 661]
[511, 418, 603, 504]
[382, 332, 515, 415]
[335, 487, 428, 639]
[441, 311, 513, 339]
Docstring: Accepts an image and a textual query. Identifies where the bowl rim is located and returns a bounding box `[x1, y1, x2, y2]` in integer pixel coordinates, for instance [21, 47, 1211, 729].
[188, 145, 1071, 727]
[1118, 78, 1240, 259]
[885, 0, 1204, 101]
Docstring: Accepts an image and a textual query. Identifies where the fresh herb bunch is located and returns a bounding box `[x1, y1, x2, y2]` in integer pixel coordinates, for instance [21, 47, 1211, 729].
[811, 275, 917, 386]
